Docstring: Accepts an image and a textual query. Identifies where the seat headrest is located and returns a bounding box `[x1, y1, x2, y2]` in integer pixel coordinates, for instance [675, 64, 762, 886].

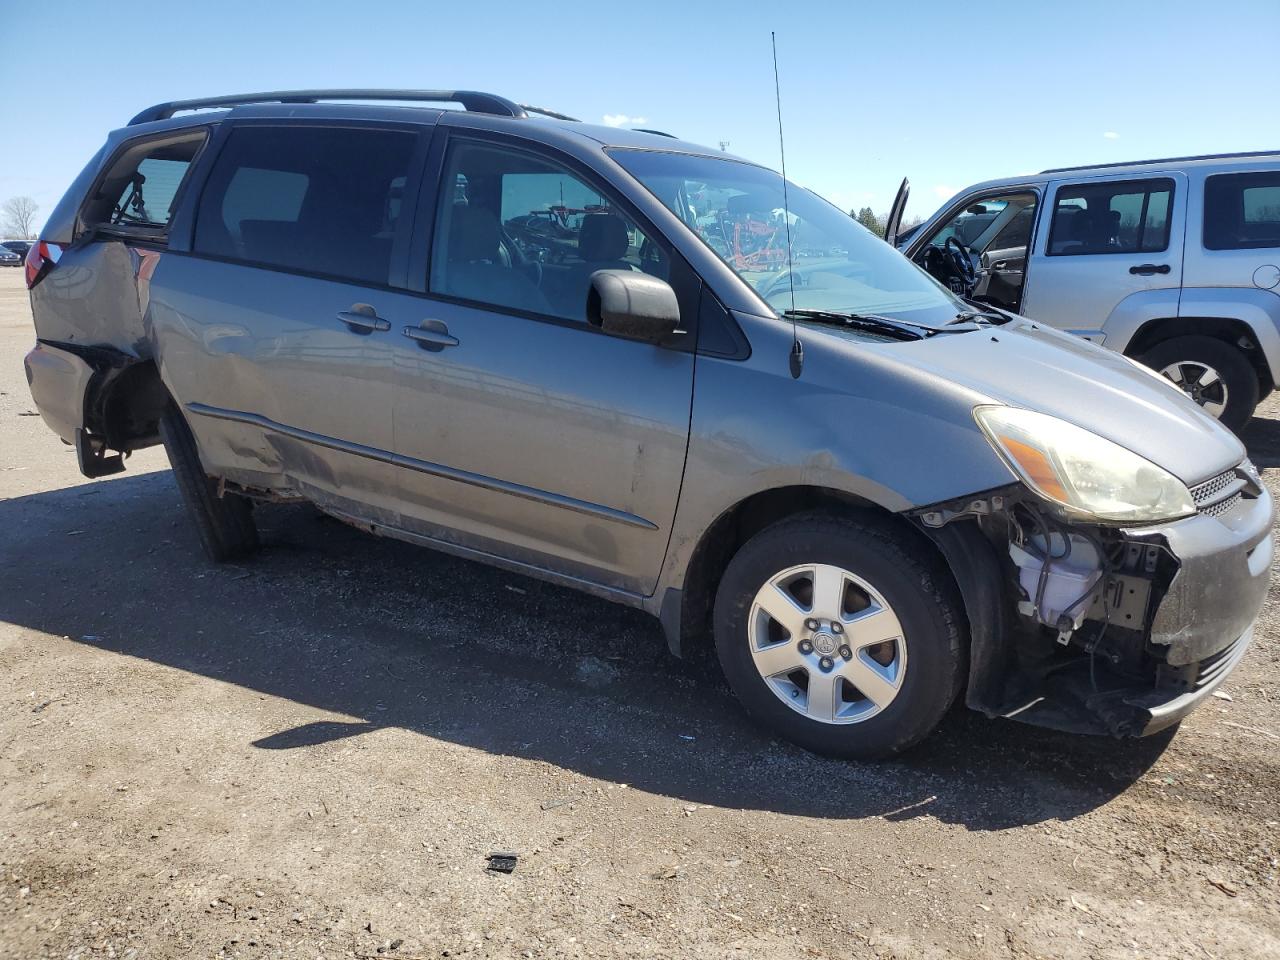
[449, 204, 501, 262]
[578, 213, 629, 261]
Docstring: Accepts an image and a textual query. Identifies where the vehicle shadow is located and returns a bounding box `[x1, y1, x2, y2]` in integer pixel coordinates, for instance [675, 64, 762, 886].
[1241, 413, 1280, 469]
[0, 469, 1177, 833]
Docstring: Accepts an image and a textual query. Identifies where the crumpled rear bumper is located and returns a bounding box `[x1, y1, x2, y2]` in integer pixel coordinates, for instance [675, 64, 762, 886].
[23, 340, 94, 445]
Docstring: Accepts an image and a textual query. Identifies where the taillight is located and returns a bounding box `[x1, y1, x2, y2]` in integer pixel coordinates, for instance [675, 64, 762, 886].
[25, 241, 63, 290]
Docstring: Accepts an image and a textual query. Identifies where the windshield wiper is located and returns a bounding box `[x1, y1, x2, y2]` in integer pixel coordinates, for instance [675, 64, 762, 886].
[782, 309, 955, 340]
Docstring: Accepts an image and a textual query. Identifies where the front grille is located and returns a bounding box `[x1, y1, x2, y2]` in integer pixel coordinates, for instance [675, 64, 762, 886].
[1190, 467, 1247, 517]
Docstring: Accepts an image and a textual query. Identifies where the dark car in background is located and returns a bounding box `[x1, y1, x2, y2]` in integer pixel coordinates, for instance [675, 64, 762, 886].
[0, 241, 28, 266]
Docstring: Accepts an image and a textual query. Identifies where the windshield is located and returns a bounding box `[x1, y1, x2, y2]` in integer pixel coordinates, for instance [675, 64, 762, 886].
[610, 149, 964, 326]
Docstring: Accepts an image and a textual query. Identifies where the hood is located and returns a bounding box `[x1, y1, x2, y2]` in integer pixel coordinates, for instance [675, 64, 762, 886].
[819, 317, 1245, 486]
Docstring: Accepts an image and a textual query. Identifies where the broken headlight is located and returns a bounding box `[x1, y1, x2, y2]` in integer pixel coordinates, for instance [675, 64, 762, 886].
[974, 405, 1196, 524]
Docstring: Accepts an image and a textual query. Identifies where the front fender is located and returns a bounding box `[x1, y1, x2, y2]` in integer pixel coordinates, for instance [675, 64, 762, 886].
[655, 314, 1015, 607]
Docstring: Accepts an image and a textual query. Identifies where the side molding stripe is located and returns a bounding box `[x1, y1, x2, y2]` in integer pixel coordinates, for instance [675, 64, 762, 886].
[185, 402, 658, 531]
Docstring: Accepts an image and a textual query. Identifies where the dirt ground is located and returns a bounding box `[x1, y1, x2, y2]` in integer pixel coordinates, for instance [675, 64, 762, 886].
[1, 265, 1277, 960]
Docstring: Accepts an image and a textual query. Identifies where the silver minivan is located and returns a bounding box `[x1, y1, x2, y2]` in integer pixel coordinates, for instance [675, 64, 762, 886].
[891, 152, 1280, 430]
[22, 91, 1274, 759]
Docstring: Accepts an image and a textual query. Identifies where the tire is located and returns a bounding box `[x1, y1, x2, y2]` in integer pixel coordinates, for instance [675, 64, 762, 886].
[713, 513, 965, 760]
[1139, 335, 1259, 433]
[158, 402, 259, 562]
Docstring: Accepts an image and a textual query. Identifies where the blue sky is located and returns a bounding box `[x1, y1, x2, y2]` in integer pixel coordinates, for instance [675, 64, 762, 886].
[2, 0, 1276, 230]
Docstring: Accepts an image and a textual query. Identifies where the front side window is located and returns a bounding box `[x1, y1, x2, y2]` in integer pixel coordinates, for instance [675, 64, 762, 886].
[611, 148, 963, 325]
[193, 125, 416, 285]
[1047, 178, 1174, 256]
[1204, 172, 1280, 250]
[82, 132, 206, 235]
[430, 140, 668, 322]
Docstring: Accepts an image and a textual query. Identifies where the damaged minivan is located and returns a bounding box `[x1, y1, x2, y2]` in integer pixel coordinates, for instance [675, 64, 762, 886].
[23, 90, 1274, 758]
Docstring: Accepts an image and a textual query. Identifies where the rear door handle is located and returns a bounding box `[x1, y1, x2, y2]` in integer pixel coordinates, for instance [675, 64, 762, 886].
[337, 307, 391, 333]
[403, 320, 459, 350]
[1129, 263, 1171, 276]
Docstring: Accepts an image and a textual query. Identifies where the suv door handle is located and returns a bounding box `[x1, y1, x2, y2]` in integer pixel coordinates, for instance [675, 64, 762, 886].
[337, 307, 391, 333]
[403, 320, 459, 350]
[1129, 263, 1171, 276]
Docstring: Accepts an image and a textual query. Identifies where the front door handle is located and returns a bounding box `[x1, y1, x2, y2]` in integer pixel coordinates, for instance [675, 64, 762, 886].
[403, 319, 459, 350]
[1129, 263, 1171, 276]
[338, 305, 391, 333]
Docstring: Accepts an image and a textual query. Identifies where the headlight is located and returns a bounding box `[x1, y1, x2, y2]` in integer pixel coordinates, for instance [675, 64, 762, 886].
[974, 405, 1196, 524]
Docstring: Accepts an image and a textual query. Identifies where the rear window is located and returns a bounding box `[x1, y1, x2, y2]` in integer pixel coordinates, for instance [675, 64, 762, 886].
[1047, 178, 1174, 256]
[82, 131, 206, 235]
[193, 125, 417, 286]
[1203, 172, 1280, 250]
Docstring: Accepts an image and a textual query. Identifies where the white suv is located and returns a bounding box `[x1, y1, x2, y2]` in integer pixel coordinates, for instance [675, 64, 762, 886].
[892, 152, 1280, 430]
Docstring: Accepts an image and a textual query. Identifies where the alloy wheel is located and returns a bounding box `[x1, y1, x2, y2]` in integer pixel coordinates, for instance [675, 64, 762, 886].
[1159, 360, 1229, 419]
[747, 563, 907, 724]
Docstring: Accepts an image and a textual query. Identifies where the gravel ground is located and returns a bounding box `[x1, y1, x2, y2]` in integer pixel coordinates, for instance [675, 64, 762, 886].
[1, 265, 1278, 959]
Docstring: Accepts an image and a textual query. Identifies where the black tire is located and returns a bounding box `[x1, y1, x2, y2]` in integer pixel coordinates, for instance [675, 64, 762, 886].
[713, 513, 965, 760]
[1139, 335, 1259, 433]
[158, 402, 259, 562]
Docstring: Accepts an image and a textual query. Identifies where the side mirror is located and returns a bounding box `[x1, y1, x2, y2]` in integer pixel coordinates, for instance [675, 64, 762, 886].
[587, 270, 680, 343]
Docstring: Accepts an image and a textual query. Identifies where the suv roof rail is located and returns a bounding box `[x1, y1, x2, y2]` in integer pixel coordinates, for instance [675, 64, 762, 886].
[128, 89, 531, 125]
[1040, 149, 1280, 174]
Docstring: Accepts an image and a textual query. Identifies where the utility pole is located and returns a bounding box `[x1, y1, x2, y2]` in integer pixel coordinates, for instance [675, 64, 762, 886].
[719, 140, 730, 152]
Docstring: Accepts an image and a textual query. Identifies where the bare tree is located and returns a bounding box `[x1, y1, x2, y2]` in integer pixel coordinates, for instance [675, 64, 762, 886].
[2, 196, 39, 240]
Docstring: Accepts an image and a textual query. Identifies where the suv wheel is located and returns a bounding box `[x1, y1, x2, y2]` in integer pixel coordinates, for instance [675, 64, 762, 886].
[1139, 336, 1259, 432]
[713, 514, 964, 760]
[159, 402, 259, 562]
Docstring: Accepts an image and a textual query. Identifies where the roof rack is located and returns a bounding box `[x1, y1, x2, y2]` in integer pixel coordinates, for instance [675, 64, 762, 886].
[128, 89, 531, 125]
[1040, 149, 1279, 174]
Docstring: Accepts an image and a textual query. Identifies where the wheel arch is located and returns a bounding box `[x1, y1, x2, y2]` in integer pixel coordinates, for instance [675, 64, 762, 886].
[664, 485, 959, 659]
[1125, 315, 1273, 394]
[95, 357, 170, 452]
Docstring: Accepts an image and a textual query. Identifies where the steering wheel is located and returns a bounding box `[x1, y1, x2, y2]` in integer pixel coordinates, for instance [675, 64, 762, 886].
[943, 236, 976, 290]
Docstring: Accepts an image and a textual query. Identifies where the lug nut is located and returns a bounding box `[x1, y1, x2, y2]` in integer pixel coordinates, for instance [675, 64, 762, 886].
[805, 618, 820, 631]
[798, 640, 814, 654]
[819, 656, 834, 672]
[839, 645, 853, 660]
[830, 621, 843, 634]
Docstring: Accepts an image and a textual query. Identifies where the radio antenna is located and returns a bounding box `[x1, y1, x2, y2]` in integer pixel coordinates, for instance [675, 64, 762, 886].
[772, 31, 803, 378]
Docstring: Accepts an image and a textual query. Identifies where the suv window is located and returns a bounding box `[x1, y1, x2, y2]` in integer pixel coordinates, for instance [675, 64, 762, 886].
[430, 139, 668, 323]
[1047, 178, 1174, 256]
[82, 131, 206, 235]
[1204, 172, 1280, 250]
[194, 125, 417, 286]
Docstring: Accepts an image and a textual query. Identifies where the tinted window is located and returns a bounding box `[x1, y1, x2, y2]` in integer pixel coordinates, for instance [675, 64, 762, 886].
[194, 126, 416, 285]
[83, 132, 205, 234]
[1204, 172, 1280, 250]
[430, 140, 667, 323]
[1047, 178, 1174, 256]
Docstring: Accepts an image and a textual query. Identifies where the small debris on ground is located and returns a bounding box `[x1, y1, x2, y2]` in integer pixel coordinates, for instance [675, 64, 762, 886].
[486, 851, 519, 874]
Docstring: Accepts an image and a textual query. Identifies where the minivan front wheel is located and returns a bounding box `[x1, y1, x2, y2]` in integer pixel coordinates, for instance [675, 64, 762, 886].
[1139, 336, 1259, 432]
[713, 514, 964, 760]
[159, 402, 259, 562]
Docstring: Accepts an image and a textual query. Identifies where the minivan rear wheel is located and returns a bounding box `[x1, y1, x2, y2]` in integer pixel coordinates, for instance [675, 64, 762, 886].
[1139, 336, 1259, 432]
[713, 513, 964, 760]
[159, 402, 259, 562]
